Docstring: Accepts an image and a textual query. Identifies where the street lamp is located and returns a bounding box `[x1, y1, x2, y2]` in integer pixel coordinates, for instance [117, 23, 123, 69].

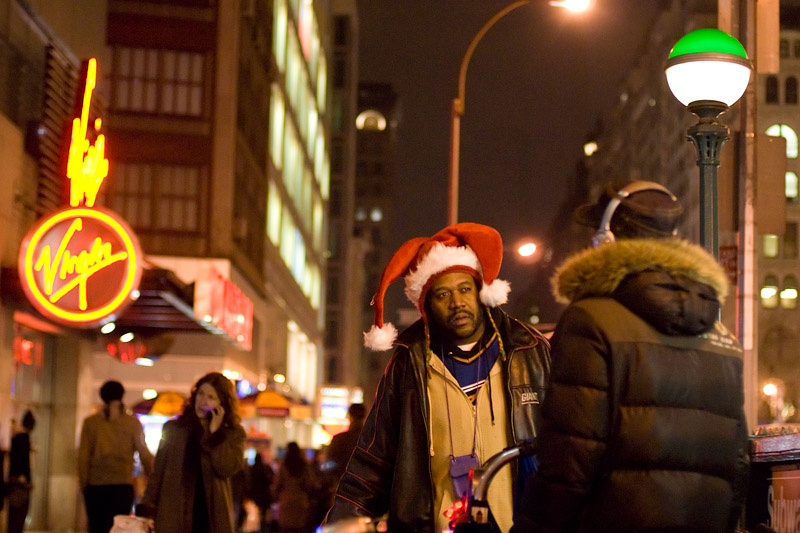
[447, 0, 591, 225]
[664, 28, 752, 259]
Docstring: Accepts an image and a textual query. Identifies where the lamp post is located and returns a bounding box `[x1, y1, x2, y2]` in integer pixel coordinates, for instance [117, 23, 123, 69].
[664, 28, 752, 259]
[447, 0, 591, 226]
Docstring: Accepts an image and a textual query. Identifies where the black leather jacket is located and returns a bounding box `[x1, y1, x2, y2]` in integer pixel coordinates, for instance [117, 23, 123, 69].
[326, 307, 551, 532]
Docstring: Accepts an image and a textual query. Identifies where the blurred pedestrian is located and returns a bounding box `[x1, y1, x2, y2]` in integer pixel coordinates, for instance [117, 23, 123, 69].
[272, 442, 316, 533]
[7, 410, 35, 533]
[137, 371, 246, 532]
[512, 180, 749, 532]
[247, 441, 276, 533]
[325, 403, 365, 484]
[79, 380, 154, 533]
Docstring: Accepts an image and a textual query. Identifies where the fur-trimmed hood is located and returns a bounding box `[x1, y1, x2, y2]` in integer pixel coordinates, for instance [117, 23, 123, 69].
[552, 238, 729, 305]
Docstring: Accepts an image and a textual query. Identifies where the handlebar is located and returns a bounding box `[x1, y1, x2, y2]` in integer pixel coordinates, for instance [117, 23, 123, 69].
[315, 516, 386, 533]
[319, 440, 536, 533]
[470, 440, 535, 502]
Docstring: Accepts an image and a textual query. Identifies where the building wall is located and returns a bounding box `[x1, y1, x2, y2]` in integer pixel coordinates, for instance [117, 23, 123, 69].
[0, 0, 336, 529]
[754, 27, 800, 426]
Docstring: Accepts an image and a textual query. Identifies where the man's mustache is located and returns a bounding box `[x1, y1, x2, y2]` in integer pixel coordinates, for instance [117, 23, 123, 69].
[448, 311, 473, 325]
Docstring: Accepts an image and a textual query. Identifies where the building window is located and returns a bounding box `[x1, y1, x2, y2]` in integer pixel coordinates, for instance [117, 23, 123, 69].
[766, 124, 799, 158]
[785, 222, 798, 258]
[766, 76, 779, 104]
[110, 47, 206, 117]
[763, 234, 780, 258]
[109, 163, 206, 232]
[762, 275, 780, 308]
[781, 38, 790, 58]
[787, 77, 798, 104]
[795, 39, 800, 58]
[787, 172, 799, 201]
[356, 110, 387, 131]
[781, 275, 798, 309]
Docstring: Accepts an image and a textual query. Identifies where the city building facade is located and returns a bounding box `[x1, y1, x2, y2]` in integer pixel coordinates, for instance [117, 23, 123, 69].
[0, 0, 334, 528]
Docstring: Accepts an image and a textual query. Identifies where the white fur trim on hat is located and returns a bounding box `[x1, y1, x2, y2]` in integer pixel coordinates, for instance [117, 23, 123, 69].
[363, 322, 398, 351]
[403, 243, 481, 309]
[480, 279, 511, 307]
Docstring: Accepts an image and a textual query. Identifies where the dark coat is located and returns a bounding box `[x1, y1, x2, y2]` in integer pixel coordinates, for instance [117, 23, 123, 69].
[326, 307, 551, 532]
[513, 238, 749, 533]
[138, 416, 246, 533]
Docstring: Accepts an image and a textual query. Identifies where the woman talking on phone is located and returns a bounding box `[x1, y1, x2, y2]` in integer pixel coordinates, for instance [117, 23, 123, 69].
[137, 371, 246, 533]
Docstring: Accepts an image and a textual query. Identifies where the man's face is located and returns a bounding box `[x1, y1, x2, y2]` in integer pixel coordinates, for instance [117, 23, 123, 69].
[427, 272, 485, 344]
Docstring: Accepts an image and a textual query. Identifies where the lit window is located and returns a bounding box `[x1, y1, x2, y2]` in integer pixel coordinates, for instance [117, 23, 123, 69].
[762, 275, 780, 308]
[787, 172, 799, 200]
[110, 163, 205, 231]
[356, 110, 387, 131]
[355, 207, 367, 221]
[781, 276, 798, 309]
[370, 207, 383, 222]
[765, 124, 799, 158]
[267, 181, 282, 246]
[111, 47, 205, 117]
[763, 235, 779, 258]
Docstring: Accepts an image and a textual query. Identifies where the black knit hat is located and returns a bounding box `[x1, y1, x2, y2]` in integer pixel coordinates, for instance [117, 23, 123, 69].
[573, 180, 683, 239]
[100, 380, 125, 404]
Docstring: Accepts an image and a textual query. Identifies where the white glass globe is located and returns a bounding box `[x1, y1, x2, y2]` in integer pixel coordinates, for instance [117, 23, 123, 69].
[665, 57, 751, 107]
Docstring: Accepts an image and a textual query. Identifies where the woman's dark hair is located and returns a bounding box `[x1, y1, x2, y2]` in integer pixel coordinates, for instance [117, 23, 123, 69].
[100, 380, 125, 404]
[283, 441, 308, 477]
[184, 371, 241, 428]
[21, 410, 35, 431]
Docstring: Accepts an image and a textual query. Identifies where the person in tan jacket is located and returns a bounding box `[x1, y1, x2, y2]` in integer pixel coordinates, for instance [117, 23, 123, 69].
[78, 380, 154, 533]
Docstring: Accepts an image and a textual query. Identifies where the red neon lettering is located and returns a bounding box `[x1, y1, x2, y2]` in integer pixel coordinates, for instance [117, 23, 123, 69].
[67, 58, 108, 208]
[32, 218, 128, 310]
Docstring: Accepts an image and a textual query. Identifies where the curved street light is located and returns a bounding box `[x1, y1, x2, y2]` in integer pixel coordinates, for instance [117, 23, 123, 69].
[447, 0, 591, 225]
[664, 28, 752, 258]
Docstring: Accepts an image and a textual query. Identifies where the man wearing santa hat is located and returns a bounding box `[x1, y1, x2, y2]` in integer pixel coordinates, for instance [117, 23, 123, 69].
[324, 222, 551, 533]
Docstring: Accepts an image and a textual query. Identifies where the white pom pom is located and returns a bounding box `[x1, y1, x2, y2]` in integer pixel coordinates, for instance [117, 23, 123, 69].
[480, 279, 510, 307]
[363, 323, 398, 351]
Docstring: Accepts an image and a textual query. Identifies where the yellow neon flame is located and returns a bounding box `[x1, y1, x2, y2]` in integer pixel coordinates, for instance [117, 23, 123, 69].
[22, 208, 140, 324]
[67, 58, 109, 208]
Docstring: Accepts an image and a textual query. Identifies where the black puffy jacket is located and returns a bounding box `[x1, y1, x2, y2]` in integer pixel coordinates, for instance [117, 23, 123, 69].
[513, 238, 749, 533]
[326, 307, 551, 532]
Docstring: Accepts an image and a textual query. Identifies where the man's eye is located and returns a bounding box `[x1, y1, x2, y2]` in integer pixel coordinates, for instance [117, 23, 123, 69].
[460, 287, 471, 293]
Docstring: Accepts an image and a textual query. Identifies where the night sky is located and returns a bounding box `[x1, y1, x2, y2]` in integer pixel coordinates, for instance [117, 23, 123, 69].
[356, 0, 666, 321]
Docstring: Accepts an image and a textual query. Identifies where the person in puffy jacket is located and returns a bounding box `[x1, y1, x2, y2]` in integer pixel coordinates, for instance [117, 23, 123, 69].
[512, 180, 749, 533]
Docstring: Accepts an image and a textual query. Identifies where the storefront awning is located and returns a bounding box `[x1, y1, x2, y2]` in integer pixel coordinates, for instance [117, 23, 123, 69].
[133, 391, 186, 417]
[2, 267, 237, 340]
[239, 390, 311, 419]
[113, 268, 230, 336]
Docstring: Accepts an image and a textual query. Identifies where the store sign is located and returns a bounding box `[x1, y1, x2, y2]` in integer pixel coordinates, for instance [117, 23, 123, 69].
[18, 58, 142, 327]
[769, 468, 800, 533]
[194, 266, 253, 350]
[19, 207, 141, 327]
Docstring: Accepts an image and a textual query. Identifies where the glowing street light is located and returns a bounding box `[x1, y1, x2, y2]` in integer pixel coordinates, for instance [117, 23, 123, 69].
[518, 242, 537, 257]
[664, 28, 752, 258]
[448, 0, 590, 225]
[549, 0, 592, 12]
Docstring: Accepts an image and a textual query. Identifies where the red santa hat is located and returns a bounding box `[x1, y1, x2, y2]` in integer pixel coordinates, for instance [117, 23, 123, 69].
[364, 222, 511, 351]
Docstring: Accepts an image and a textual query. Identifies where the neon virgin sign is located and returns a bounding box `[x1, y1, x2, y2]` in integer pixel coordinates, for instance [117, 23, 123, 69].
[18, 58, 142, 327]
